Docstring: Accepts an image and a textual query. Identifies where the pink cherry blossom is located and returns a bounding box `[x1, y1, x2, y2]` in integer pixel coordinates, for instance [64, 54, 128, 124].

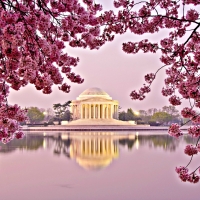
[181, 107, 196, 119]
[144, 73, 155, 84]
[188, 126, 200, 137]
[188, 174, 200, 183]
[168, 123, 183, 138]
[0, 0, 106, 143]
[184, 145, 198, 156]
[186, 9, 199, 21]
[169, 95, 182, 106]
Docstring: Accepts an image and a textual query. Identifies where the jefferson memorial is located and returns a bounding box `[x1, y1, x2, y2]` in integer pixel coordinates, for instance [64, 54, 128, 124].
[68, 87, 136, 126]
[70, 87, 119, 120]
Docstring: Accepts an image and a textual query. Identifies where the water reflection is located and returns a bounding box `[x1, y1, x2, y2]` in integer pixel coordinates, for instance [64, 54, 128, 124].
[138, 135, 179, 152]
[70, 136, 119, 170]
[0, 131, 196, 170]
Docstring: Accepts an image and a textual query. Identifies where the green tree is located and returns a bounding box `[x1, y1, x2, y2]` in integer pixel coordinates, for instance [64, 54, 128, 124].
[62, 110, 73, 122]
[45, 108, 55, 122]
[137, 110, 150, 124]
[151, 112, 171, 125]
[119, 108, 141, 122]
[27, 107, 45, 124]
[138, 110, 147, 116]
[162, 106, 180, 123]
[127, 108, 135, 121]
[53, 101, 71, 123]
[162, 106, 179, 116]
[147, 108, 158, 116]
[119, 111, 127, 121]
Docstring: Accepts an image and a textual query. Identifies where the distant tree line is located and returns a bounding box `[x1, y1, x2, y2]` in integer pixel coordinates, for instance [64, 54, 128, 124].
[27, 107, 45, 124]
[119, 106, 183, 126]
[25, 101, 73, 125]
[119, 108, 141, 122]
[25, 104, 186, 127]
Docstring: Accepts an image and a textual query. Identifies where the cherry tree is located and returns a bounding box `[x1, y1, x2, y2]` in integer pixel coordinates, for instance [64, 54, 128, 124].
[0, 0, 104, 143]
[109, 0, 200, 183]
[0, 0, 200, 183]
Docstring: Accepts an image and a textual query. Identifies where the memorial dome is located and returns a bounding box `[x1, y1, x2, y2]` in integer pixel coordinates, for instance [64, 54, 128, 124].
[77, 87, 112, 100]
[81, 87, 108, 96]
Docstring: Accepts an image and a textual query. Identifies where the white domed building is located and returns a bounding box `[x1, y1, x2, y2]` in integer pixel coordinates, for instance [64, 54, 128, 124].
[70, 87, 119, 120]
[68, 87, 136, 125]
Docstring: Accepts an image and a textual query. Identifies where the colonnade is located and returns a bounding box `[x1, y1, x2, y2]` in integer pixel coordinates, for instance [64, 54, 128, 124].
[80, 104, 118, 119]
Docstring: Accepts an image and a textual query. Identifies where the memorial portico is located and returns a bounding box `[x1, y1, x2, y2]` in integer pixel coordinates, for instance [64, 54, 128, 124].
[70, 88, 119, 120]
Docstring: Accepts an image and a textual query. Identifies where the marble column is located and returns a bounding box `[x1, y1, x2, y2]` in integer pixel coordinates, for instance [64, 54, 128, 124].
[113, 105, 115, 119]
[114, 105, 117, 119]
[76, 105, 78, 119]
[76, 105, 77, 119]
[73, 105, 75, 119]
[72, 105, 74, 117]
[74, 105, 76, 119]
[106, 104, 108, 119]
[85, 104, 88, 119]
[98, 104, 100, 119]
[110, 104, 113, 119]
[116, 105, 118, 119]
[89, 104, 91, 119]
[91, 105, 93, 118]
[102, 105, 104, 119]
[93, 104, 95, 119]
[74, 105, 75, 117]
[81, 105, 83, 119]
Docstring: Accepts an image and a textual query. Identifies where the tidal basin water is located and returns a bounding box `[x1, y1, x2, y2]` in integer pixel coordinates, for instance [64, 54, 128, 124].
[0, 131, 200, 200]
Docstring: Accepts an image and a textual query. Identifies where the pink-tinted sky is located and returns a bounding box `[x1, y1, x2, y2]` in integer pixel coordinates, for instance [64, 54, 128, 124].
[8, 30, 169, 111]
[7, 1, 190, 112]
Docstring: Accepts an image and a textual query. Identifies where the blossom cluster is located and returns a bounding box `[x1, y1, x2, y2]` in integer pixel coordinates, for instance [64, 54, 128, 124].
[0, 103, 27, 143]
[130, 84, 150, 101]
[175, 166, 200, 183]
[109, 0, 200, 131]
[117, 2, 200, 166]
[0, 0, 111, 143]
[123, 40, 158, 54]
[108, 0, 200, 184]
[168, 95, 181, 106]
[188, 126, 200, 138]
[144, 73, 155, 84]
[168, 123, 183, 138]
[181, 107, 196, 119]
[184, 144, 198, 156]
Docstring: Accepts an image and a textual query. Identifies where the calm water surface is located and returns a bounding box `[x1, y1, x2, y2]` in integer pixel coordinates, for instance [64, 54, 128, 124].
[0, 131, 199, 200]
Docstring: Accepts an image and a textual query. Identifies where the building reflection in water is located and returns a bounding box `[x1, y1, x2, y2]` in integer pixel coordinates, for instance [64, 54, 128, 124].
[0, 131, 189, 170]
[69, 133, 119, 170]
[135, 132, 139, 150]
[51, 132, 136, 170]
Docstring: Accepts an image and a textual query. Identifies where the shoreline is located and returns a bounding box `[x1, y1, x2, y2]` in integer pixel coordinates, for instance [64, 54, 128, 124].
[22, 125, 189, 132]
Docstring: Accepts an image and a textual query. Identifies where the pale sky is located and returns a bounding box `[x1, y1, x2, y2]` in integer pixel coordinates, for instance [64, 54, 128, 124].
[7, 0, 192, 112]
[8, 31, 170, 112]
